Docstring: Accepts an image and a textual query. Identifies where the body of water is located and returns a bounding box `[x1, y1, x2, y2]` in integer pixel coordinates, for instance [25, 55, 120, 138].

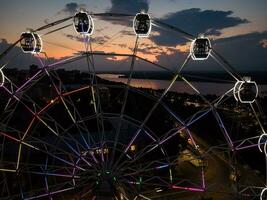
[98, 74, 267, 96]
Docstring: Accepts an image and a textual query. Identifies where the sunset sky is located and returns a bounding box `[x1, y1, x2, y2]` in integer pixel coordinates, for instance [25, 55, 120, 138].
[0, 0, 266, 72]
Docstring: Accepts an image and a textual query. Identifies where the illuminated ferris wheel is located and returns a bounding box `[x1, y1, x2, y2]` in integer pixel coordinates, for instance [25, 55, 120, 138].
[0, 9, 266, 200]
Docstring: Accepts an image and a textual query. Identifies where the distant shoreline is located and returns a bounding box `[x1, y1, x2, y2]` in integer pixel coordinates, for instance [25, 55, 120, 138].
[97, 71, 267, 84]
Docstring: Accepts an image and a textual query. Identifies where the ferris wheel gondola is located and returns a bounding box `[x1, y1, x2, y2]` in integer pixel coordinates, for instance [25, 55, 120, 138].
[190, 36, 211, 60]
[20, 32, 43, 54]
[73, 11, 94, 35]
[133, 13, 151, 37]
[234, 77, 258, 104]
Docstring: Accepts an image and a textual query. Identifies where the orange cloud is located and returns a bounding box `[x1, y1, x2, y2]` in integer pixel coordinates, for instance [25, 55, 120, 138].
[260, 39, 267, 48]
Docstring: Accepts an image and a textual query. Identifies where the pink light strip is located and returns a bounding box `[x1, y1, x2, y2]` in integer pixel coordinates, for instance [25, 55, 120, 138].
[201, 167, 206, 189]
[171, 185, 204, 192]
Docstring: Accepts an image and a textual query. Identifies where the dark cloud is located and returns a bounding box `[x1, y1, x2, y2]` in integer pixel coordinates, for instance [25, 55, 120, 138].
[0, 38, 8, 45]
[64, 34, 111, 45]
[108, 0, 149, 14]
[151, 8, 249, 46]
[65, 34, 84, 43]
[212, 31, 267, 71]
[97, 0, 149, 26]
[120, 30, 135, 36]
[153, 31, 267, 72]
[58, 2, 86, 15]
[214, 31, 267, 45]
[44, 3, 86, 24]
[44, 18, 50, 24]
[116, 44, 128, 48]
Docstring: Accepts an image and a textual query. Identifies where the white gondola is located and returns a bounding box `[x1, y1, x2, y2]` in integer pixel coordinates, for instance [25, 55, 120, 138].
[73, 11, 94, 35]
[261, 188, 267, 200]
[133, 13, 151, 37]
[233, 77, 258, 103]
[20, 32, 43, 54]
[0, 69, 4, 87]
[190, 36, 211, 60]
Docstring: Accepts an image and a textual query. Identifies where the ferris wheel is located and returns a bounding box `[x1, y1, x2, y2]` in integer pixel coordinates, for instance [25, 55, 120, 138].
[0, 9, 266, 200]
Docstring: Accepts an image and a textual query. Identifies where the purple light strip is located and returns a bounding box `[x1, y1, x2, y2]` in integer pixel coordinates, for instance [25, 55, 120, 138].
[155, 164, 169, 169]
[11, 54, 83, 97]
[162, 104, 185, 125]
[160, 109, 211, 145]
[64, 141, 92, 167]
[213, 111, 234, 149]
[201, 167, 205, 189]
[37, 57, 95, 166]
[236, 142, 266, 151]
[0, 130, 84, 172]
[49, 154, 85, 171]
[185, 109, 212, 147]
[2, 85, 19, 101]
[16, 70, 42, 93]
[27, 171, 80, 178]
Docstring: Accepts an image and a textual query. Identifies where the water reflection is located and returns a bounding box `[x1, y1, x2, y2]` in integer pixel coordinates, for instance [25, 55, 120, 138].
[98, 74, 267, 96]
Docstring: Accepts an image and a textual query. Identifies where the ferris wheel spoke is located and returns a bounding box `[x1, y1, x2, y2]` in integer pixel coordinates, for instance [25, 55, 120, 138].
[5, 89, 94, 168]
[35, 88, 98, 166]
[2, 54, 86, 106]
[179, 85, 234, 127]
[9, 55, 88, 95]
[161, 108, 212, 145]
[122, 54, 191, 156]
[234, 135, 263, 150]
[213, 87, 235, 107]
[0, 131, 86, 172]
[82, 36, 106, 149]
[177, 69, 236, 151]
[210, 50, 242, 81]
[0, 161, 78, 172]
[93, 12, 134, 17]
[40, 60, 96, 151]
[24, 186, 75, 200]
[34, 16, 73, 32]
[120, 156, 177, 177]
[30, 135, 92, 166]
[88, 39, 108, 165]
[211, 109, 234, 149]
[19, 170, 80, 179]
[117, 136, 174, 174]
[44, 170, 53, 200]
[112, 54, 192, 170]
[1, 124, 87, 171]
[2, 56, 100, 165]
[152, 19, 195, 41]
[123, 108, 211, 165]
[42, 23, 73, 37]
[47, 53, 86, 71]
[110, 36, 140, 167]
[249, 103, 266, 134]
